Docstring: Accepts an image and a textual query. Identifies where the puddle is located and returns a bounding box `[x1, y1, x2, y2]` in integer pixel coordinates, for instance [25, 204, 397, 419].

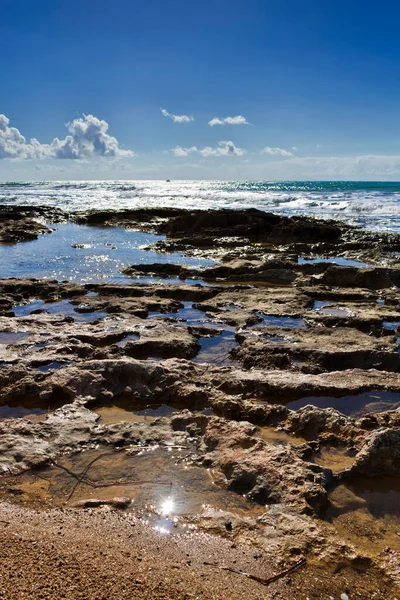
[95, 404, 182, 424]
[260, 431, 357, 474]
[259, 427, 306, 447]
[130, 276, 212, 286]
[0, 404, 49, 421]
[12, 446, 260, 526]
[342, 477, 400, 518]
[129, 275, 211, 286]
[298, 256, 372, 268]
[311, 446, 355, 474]
[325, 476, 400, 556]
[193, 331, 238, 366]
[383, 322, 400, 351]
[0, 223, 213, 284]
[13, 299, 108, 322]
[220, 304, 241, 311]
[287, 390, 400, 416]
[34, 340, 51, 350]
[262, 333, 288, 342]
[35, 361, 71, 372]
[253, 314, 307, 329]
[383, 321, 399, 331]
[149, 301, 211, 324]
[313, 300, 331, 310]
[115, 333, 141, 348]
[0, 332, 31, 344]
[149, 301, 239, 365]
[314, 305, 355, 318]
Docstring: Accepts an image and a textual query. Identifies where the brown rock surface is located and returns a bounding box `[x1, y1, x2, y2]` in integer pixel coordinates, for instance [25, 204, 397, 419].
[2, 206, 400, 597]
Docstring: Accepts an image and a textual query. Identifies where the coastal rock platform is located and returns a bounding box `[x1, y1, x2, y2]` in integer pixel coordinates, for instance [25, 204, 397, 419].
[0, 206, 400, 598]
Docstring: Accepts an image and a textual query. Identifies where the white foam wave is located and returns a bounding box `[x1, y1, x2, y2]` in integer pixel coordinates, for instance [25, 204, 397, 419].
[1, 180, 400, 232]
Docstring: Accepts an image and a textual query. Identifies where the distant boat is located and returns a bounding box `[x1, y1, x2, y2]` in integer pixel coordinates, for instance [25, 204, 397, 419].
[166, 179, 171, 182]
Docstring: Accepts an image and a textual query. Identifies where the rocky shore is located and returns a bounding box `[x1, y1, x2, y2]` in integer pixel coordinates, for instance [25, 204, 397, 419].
[0, 205, 400, 598]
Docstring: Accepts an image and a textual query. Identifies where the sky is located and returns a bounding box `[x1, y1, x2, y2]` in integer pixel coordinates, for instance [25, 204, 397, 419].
[1, 0, 400, 181]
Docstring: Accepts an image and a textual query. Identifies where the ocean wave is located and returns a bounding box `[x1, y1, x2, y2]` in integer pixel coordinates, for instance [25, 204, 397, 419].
[1, 180, 400, 232]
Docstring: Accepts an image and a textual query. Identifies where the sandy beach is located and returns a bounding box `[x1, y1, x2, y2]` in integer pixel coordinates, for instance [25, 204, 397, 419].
[0, 205, 399, 598]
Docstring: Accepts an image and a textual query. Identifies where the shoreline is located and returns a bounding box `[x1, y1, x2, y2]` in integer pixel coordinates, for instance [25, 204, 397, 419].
[0, 205, 399, 597]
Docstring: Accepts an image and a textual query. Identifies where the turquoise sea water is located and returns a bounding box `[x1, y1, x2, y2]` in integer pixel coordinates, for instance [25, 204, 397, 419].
[2, 180, 400, 232]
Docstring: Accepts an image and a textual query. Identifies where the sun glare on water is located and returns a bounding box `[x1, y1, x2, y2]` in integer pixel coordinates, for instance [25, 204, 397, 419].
[160, 497, 175, 516]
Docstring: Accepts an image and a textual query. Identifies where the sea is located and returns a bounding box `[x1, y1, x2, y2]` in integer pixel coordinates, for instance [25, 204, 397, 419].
[2, 180, 400, 283]
[2, 180, 400, 233]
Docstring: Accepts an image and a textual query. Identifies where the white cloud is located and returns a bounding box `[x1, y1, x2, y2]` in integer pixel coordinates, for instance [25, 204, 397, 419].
[172, 145, 198, 157]
[51, 114, 133, 159]
[34, 163, 67, 172]
[200, 140, 245, 157]
[0, 114, 133, 160]
[261, 146, 294, 158]
[172, 141, 245, 158]
[161, 108, 194, 123]
[208, 115, 249, 127]
[0, 114, 51, 159]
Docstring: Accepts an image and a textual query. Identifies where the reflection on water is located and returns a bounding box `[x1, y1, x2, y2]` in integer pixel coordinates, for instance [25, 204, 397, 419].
[259, 427, 306, 447]
[0, 404, 48, 420]
[194, 331, 238, 366]
[326, 476, 400, 557]
[298, 256, 371, 268]
[383, 321, 400, 331]
[0, 331, 31, 344]
[94, 404, 182, 424]
[149, 301, 239, 365]
[345, 477, 400, 517]
[13, 298, 108, 322]
[160, 497, 175, 516]
[35, 361, 71, 372]
[313, 300, 331, 310]
[149, 301, 212, 323]
[253, 314, 307, 329]
[115, 333, 140, 348]
[314, 305, 355, 318]
[287, 390, 400, 416]
[12, 446, 259, 529]
[0, 223, 213, 283]
[311, 446, 355, 474]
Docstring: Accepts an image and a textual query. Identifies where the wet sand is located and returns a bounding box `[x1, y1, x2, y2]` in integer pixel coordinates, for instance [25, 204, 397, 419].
[1, 501, 396, 600]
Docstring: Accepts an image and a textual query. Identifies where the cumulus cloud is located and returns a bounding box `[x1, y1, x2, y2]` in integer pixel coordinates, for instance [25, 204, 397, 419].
[0, 113, 133, 160]
[261, 146, 294, 157]
[208, 115, 249, 127]
[51, 114, 133, 159]
[172, 145, 198, 157]
[161, 108, 194, 123]
[0, 114, 51, 159]
[200, 140, 245, 157]
[172, 141, 245, 158]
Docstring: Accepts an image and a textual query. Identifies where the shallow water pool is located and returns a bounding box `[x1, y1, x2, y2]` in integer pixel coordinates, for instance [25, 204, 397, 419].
[298, 256, 372, 268]
[287, 390, 400, 416]
[0, 223, 213, 283]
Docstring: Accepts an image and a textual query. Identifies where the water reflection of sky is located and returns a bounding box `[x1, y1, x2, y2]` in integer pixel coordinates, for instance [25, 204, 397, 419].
[288, 390, 400, 416]
[298, 256, 371, 268]
[0, 223, 213, 283]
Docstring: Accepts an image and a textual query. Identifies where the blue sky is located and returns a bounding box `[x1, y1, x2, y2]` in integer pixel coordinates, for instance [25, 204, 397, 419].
[1, 0, 400, 180]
